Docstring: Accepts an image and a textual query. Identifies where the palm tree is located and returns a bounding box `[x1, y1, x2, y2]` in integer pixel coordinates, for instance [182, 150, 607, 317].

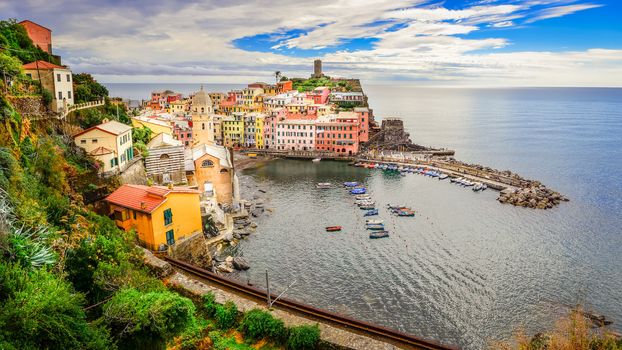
[275, 71, 281, 84]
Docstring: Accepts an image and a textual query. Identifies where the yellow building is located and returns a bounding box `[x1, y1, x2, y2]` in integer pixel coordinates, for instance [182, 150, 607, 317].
[131, 116, 173, 137]
[221, 114, 244, 147]
[185, 144, 234, 204]
[74, 120, 134, 174]
[255, 115, 264, 149]
[106, 184, 202, 251]
[169, 99, 189, 115]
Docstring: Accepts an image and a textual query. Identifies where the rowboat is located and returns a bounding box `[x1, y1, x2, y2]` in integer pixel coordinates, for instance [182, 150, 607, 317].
[365, 219, 383, 224]
[354, 195, 371, 200]
[397, 210, 415, 217]
[325, 226, 342, 232]
[316, 182, 331, 189]
[366, 224, 385, 230]
[350, 188, 366, 195]
[439, 174, 448, 180]
[343, 181, 358, 187]
[369, 231, 390, 239]
[359, 205, 375, 210]
[363, 209, 379, 216]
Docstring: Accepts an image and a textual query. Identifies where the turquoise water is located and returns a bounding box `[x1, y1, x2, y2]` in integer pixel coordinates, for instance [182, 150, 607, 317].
[107, 84, 622, 349]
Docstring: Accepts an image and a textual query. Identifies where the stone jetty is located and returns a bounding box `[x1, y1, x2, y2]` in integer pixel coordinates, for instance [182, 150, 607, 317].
[498, 184, 569, 209]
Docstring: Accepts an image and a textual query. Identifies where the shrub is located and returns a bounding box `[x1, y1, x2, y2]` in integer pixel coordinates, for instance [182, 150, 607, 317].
[202, 292, 218, 317]
[102, 288, 196, 350]
[239, 308, 287, 343]
[214, 300, 238, 329]
[287, 324, 321, 350]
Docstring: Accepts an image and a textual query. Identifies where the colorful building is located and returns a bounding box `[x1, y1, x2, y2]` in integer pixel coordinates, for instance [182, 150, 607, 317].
[315, 113, 360, 155]
[307, 86, 330, 104]
[131, 116, 173, 137]
[19, 20, 52, 53]
[74, 120, 134, 174]
[106, 184, 202, 251]
[185, 144, 234, 204]
[275, 119, 316, 151]
[191, 87, 215, 145]
[255, 115, 265, 149]
[222, 114, 244, 147]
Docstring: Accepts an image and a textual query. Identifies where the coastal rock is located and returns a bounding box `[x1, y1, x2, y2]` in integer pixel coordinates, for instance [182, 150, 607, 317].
[223, 232, 234, 242]
[216, 263, 234, 273]
[225, 256, 234, 264]
[232, 257, 250, 270]
[250, 222, 258, 229]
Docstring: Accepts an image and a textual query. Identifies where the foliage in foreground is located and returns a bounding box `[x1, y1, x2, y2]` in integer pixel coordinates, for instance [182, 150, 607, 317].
[493, 309, 622, 350]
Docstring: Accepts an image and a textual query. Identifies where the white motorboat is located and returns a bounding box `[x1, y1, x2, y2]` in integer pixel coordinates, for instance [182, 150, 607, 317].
[312, 158, 321, 162]
[365, 219, 384, 225]
[316, 182, 331, 189]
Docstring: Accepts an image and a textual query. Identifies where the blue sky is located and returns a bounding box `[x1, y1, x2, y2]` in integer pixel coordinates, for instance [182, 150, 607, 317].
[3, 0, 621, 86]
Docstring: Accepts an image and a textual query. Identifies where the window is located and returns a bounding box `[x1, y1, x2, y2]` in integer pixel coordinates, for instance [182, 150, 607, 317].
[80, 139, 86, 144]
[133, 211, 137, 220]
[66, 74, 71, 82]
[114, 209, 128, 221]
[160, 154, 170, 160]
[202, 123, 205, 130]
[201, 159, 214, 167]
[166, 230, 175, 246]
[92, 139, 98, 143]
[164, 209, 173, 226]
[57, 74, 61, 82]
[58, 91, 62, 100]
[68, 91, 72, 99]
[26, 73, 32, 78]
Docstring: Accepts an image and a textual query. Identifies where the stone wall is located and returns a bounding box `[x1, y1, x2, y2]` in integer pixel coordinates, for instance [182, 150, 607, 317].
[7, 96, 48, 119]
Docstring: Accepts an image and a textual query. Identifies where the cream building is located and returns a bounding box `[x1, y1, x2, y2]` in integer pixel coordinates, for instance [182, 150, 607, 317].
[23, 60, 74, 113]
[74, 120, 134, 174]
[191, 86, 215, 145]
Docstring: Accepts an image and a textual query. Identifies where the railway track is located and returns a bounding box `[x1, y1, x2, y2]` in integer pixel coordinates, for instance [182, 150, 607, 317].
[164, 256, 458, 350]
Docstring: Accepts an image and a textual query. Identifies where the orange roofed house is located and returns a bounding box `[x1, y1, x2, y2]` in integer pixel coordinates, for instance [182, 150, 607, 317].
[105, 184, 203, 251]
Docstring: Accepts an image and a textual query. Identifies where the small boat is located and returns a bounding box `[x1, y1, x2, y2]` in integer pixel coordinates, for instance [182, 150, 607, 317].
[325, 226, 342, 232]
[351, 188, 367, 195]
[359, 205, 375, 210]
[344, 181, 359, 187]
[312, 158, 321, 162]
[354, 195, 371, 200]
[363, 209, 379, 216]
[365, 219, 383, 224]
[369, 231, 390, 239]
[316, 182, 331, 189]
[356, 201, 376, 206]
[439, 174, 448, 180]
[366, 224, 385, 230]
[397, 210, 415, 217]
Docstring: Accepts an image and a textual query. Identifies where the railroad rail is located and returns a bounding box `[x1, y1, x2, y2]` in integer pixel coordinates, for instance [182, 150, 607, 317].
[164, 256, 457, 350]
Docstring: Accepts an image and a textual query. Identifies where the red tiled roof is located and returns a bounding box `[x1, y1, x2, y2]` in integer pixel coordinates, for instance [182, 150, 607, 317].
[105, 184, 199, 213]
[89, 146, 114, 156]
[22, 60, 65, 70]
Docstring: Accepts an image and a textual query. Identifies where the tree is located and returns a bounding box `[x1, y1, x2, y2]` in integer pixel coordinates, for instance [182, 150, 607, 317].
[275, 71, 281, 84]
[73, 73, 109, 103]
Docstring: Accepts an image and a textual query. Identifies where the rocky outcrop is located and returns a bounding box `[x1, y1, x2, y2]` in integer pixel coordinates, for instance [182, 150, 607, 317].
[498, 185, 569, 209]
[141, 247, 174, 277]
[169, 233, 213, 270]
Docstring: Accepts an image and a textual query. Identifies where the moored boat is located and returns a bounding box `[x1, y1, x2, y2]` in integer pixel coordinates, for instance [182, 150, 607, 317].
[343, 181, 359, 187]
[397, 210, 415, 217]
[359, 204, 375, 210]
[439, 174, 448, 180]
[316, 182, 331, 189]
[365, 219, 383, 224]
[312, 158, 321, 162]
[369, 231, 390, 239]
[325, 226, 342, 232]
[366, 224, 385, 230]
[350, 188, 367, 194]
[363, 209, 379, 216]
[354, 194, 371, 200]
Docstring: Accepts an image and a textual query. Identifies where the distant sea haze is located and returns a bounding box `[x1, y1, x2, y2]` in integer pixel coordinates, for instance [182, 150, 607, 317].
[107, 82, 622, 348]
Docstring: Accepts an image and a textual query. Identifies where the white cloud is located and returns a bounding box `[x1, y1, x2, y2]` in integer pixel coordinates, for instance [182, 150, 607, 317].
[525, 3, 603, 23]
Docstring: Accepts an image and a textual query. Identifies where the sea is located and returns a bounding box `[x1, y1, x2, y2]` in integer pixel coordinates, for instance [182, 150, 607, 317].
[105, 83, 622, 349]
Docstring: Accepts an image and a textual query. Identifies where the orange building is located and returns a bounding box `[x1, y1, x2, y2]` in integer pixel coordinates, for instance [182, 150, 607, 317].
[19, 20, 52, 53]
[106, 184, 202, 251]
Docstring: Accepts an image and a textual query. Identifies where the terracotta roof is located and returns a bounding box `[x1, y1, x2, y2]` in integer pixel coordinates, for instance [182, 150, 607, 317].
[22, 60, 65, 70]
[89, 146, 114, 156]
[74, 120, 132, 138]
[105, 184, 199, 214]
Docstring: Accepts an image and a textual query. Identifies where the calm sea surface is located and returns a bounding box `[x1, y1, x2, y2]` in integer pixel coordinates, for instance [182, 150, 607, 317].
[106, 83, 622, 349]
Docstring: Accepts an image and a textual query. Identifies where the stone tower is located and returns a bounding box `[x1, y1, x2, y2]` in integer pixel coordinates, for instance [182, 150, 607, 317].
[191, 86, 215, 146]
[312, 59, 323, 78]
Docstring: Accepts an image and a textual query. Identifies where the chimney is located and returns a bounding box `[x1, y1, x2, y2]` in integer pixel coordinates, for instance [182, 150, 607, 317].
[140, 202, 146, 210]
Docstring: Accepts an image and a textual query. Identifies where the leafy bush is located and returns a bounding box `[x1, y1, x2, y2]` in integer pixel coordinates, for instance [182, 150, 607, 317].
[202, 291, 218, 317]
[102, 288, 196, 350]
[73, 73, 109, 103]
[214, 300, 238, 329]
[0, 263, 112, 350]
[287, 324, 321, 350]
[239, 308, 287, 343]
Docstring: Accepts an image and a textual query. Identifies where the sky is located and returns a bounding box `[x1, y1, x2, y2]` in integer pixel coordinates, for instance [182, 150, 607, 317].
[3, 0, 622, 86]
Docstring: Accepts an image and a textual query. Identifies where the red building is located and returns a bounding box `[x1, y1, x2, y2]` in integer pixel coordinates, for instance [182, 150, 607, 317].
[19, 20, 52, 53]
[315, 113, 360, 156]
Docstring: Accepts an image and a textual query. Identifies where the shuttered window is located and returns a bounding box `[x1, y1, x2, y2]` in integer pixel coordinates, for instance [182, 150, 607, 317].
[166, 230, 175, 246]
[163, 208, 173, 226]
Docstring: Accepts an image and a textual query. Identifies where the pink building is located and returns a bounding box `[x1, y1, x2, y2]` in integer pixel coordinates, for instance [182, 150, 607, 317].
[263, 108, 286, 149]
[173, 119, 193, 147]
[306, 86, 330, 104]
[275, 119, 316, 151]
[315, 113, 360, 156]
[354, 107, 371, 142]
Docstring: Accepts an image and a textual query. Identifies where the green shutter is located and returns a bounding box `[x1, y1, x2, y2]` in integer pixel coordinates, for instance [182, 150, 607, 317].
[166, 230, 175, 245]
[164, 209, 173, 225]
